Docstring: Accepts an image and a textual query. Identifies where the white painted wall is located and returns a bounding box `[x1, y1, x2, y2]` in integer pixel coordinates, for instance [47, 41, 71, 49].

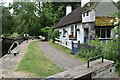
[76, 23, 84, 43]
[66, 4, 72, 15]
[81, 0, 90, 7]
[82, 9, 95, 23]
[58, 23, 84, 49]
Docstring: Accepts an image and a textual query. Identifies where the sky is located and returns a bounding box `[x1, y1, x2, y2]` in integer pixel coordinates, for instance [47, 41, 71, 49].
[1, 0, 119, 7]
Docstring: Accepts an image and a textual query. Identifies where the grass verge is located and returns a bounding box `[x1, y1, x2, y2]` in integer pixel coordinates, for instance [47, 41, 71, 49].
[15, 41, 63, 78]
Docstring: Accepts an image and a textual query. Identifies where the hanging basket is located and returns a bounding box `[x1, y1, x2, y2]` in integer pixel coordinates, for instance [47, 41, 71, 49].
[59, 32, 62, 34]
[76, 28, 80, 31]
[64, 30, 68, 33]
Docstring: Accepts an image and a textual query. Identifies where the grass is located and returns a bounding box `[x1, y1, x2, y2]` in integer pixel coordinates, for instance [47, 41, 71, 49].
[49, 41, 87, 62]
[15, 41, 63, 78]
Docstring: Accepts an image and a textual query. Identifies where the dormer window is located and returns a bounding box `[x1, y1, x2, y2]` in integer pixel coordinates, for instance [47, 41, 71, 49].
[86, 12, 89, 16]
[83, 13, 85, 17]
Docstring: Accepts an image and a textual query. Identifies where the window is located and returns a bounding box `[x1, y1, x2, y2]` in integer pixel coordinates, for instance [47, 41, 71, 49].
[63, 28, 65, 37]
[75, 25, 77, 38]
[86, 12, 89, 16]
[83, 13, 85, 17]
[71, 25, 74, 35]
[101, 29, 106, 38]
[95, 28, 111, 38]
[84, 28, 89, 36]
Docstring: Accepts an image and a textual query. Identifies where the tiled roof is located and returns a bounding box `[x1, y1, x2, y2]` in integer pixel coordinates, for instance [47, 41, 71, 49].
[54, 0, 117, 29]
[95, 17, 115, 26]
[54, 7, 83, 29]
[54, 2, 99, 29]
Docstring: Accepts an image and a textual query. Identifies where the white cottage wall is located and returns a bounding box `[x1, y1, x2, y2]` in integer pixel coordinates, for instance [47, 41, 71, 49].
[82, 9, 95, 23]
[76, 23, 84, 44]
[58, 23, 84, 49]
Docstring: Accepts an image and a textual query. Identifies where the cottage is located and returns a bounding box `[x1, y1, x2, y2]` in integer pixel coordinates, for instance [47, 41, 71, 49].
[54, 0, 118, 49]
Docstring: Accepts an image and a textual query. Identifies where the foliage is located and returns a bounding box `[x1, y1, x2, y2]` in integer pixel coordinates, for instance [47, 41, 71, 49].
[16, 41, 63, 77]
[9, 32, 21, 38]
[3, 2, 81, 38]
[47, 28, 53, 41]
[40, 27, 51, 40]
[2, 7, 14, 34]
[52, 29, 59, 42]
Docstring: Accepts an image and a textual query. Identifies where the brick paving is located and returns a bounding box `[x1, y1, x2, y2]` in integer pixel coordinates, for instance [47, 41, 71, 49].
[39, 42, 85, 71]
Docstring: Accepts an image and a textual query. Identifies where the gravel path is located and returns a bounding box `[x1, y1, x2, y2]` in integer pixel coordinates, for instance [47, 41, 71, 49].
[39, 42, 85, 71]
[0, 40, 39, 78]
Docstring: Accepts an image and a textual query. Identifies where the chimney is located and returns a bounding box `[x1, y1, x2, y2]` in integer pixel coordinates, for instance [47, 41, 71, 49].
[81, 0, 90, 7]
[66, 4, 72, 15]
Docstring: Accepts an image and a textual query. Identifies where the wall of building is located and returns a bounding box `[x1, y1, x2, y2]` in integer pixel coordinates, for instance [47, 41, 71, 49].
[82, 10, 96, 23]
[81, 0, 90, 7]
[58, 23, 84, 49]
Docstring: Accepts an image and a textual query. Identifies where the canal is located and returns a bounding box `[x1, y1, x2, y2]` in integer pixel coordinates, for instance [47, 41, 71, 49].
[1, 38, 24, 58]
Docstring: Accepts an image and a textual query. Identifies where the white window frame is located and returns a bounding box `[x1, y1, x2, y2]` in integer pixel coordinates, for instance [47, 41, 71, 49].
[95, 28, 111, 39]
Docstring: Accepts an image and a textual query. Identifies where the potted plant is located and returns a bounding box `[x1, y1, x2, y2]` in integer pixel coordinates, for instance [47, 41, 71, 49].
[64, 30, 68, 33]
[76, 28, 80, 31]
[69, 34, 77, 40]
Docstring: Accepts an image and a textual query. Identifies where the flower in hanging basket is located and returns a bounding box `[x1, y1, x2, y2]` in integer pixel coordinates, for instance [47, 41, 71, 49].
[76, 28, 80, 31]
[69, 34, 73, 38]
[64, 30, 68, 33]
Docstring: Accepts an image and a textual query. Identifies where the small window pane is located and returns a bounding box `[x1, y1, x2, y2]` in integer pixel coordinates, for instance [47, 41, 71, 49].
[95, 29, 100, 38]
[75, 25, 77, 38]
[101, 29, 106, 38]
[107, 29, 111, 38]
[71, 26, 74, 35]
[87, 12, 89, 16]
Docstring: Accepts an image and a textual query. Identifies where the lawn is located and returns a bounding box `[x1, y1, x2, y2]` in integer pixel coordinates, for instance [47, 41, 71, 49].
[15, 41, 63, 78]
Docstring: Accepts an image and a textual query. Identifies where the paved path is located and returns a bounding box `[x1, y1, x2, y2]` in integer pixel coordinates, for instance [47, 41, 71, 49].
[0, 40, 39, 78]
[39, 42, 85, 71]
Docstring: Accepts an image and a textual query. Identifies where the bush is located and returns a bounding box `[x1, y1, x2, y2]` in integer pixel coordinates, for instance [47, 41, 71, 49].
[3, 33, 22, 38]
[40, 27, 51, 41]
[52, 29, 59, 43]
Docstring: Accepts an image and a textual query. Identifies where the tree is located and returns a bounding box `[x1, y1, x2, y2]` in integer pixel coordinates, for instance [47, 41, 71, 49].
[12, 2, 41, 35]
[2, 7, 14, 34]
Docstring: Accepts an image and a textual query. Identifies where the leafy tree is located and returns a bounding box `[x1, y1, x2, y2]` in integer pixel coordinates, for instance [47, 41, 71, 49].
[2, 7, 14, 34]
[12, 2, 41, 35]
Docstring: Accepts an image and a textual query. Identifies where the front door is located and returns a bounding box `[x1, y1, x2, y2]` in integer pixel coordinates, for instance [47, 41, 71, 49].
[84, 28, 89, 43]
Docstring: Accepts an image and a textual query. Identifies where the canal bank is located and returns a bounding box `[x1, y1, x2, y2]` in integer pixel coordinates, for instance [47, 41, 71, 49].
[0, 39, 39, 78]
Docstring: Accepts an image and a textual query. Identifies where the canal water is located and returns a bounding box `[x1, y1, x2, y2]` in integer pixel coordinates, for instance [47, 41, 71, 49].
[1, 38, 24, 58]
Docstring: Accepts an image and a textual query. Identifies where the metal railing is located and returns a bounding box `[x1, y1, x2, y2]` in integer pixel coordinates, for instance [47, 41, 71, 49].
[8, 41, 20, 56]
[87, 55, 104, 68]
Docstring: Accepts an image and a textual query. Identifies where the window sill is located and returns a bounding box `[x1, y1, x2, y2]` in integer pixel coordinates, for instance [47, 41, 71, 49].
[97, 38, 112, 40]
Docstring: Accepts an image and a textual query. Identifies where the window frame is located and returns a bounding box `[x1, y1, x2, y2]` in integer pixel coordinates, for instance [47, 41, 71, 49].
[95, 28, 111, 39]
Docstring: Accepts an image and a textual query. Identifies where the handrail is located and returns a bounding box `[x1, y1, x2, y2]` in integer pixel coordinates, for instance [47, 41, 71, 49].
[8, 41, 19, 54]
[87, 55, 104, 68]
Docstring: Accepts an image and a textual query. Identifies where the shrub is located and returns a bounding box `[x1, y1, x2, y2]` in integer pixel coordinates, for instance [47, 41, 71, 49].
[52, 29, 59, 43]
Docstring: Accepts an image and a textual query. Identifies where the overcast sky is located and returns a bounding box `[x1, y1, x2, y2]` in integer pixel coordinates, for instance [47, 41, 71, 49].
[2, 0, 119, 7]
